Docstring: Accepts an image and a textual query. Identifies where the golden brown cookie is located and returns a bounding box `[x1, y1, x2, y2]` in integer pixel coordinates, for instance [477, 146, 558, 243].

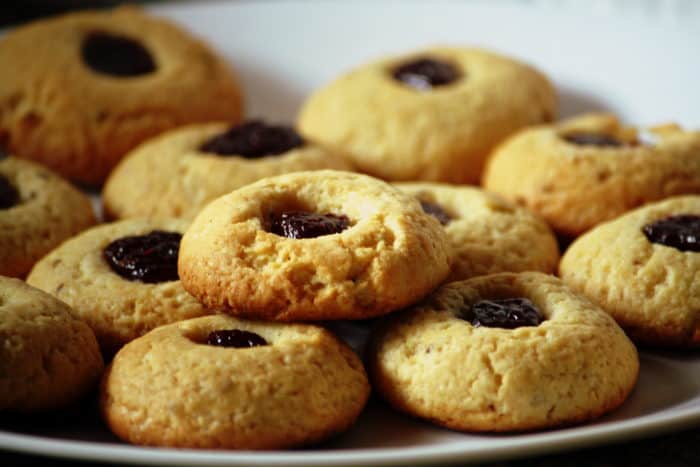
[100, 314, 370, 449]
[0, 6, 243, 185]
[0, 156, 95, 278]
[368, 272, 639, 432]
[482, 113, 700, 237]
[298, 47, 556, 184]
[103, 120, 353, 221]
[179, 170, 451, 321]
[559, 196, 700, 347]
[26, 218, 210, 355]
[395, 182, 559, 281]
[0, 276, 103, 412]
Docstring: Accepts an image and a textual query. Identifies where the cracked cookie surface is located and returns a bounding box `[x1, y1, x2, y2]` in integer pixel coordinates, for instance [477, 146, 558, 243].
[100, 314, 370, 449]
[0, 276, 103, 411]
[559, 196, 700, 347]
[0, 157, 96, 278]
[368, 272, 638, 432]
[26, 218, 209, 355]
[178, 170, 451, 321]
[395, 182, 559, 281]
[483, 113, 700, 237]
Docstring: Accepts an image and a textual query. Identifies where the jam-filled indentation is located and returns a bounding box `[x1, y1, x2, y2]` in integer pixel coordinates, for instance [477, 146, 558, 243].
[268, 211, 350, 239]
[464, 298, 544, 329]
[200, 121, 305, 158]
[82, 32, 156, 77]
[392, 57, 461, 90]
[642, 215, 700, 253]
[103, 230, 181, 283]
[206, 329, 268, 348]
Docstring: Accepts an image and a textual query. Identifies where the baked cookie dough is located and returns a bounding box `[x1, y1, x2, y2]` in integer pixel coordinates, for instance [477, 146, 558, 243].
[0, 6, 243, 185]
[103, 120, 353, 221]
[560, 196, 700, 347]
[395, 182, 559, 281]
[482, 113, 700, 237]
[0, 156, 95, 278]
[368, 272, 639, 432]
[100, 314, 370, 449]
[179, 170, 451, 321]
[298, 47, 556, 184]
[0, 276, 103, 412]
[26, 218, 210, 355]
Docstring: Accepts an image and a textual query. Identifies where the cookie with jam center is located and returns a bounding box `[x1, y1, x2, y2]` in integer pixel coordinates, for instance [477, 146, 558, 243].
[482, 113, 700, 238]
[0, 6, 242, 185]
[560, 196, 700, 347]
[0, 277, 103, 412]
[368, 272, 639, 432]
[178, 170, 451, 321]
[0, 157, 96, 278]
[395, 182, 559, 281]
[100, 314, 370, 449]
[298, 47, 556, 184]
[103, 120, 353, 221]
[26, 218, 210, 356]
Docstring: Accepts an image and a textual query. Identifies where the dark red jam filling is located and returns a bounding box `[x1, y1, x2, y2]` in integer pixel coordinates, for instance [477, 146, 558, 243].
[268, 211, 350, 239]
[82, 32, 156, 77]
[466, 298, 543, 329]
[206, 329, 268, 348]
[419, 200, 452, 225]
[642, 215, 700, 253]
[563, 133, 624, 147]
[200, 121, 305, 158]
[103, 230, 181, 283]
[0, 175, 19, 210]
[392, 57, 461, 90]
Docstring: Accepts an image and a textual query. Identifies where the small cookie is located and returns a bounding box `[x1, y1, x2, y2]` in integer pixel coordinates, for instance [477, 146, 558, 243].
[0, 276, 103, 412]
[482, 113, 700, 237]
[298, 47, 556, 184]
[0, 156, 95, 278]
[368, 272, 639, 432]
[559, 196, 700, 347]
[179, 170, 451, 321]
[100, 314, 370, 449]
[26, 218, 210, 355]
[395, 182, 559, 281]
[0, 6, 242, 185]
[103, 120, 353, 221]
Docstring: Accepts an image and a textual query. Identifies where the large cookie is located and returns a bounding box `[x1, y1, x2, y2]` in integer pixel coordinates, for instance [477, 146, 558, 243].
[483, 113, 700, 237]
[0, 6, 242, 184]
[100, 315, 370, 449]
[0, 276, 103, 412]
[560, 196, 700, 347]
[298, 47, 556, 184]
[0, 156, 95, 278]
[179, 170, 451, 321]
[368, 272, 639, 432]
[103, 120, 353, 220]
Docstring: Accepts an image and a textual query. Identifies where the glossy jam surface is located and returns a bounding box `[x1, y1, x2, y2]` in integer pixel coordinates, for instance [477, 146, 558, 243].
[200, 121, 304, 157]
[642, 215, 700, 253]
[103, 230, 181, 283]
[268, 211, 350, 239]
[392, 57, 461, 90]
[206, 329, 268, 348]
[467, 298, 544, 329]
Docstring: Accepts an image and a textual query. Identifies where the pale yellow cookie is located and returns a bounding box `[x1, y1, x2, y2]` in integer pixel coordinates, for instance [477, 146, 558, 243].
[368, 272, 639, 432]
[559, 196, 700, 347]
[395, 182, 559, 281]
[0, 276, 103, 412]
[179, 170, 451, 321]
[100, 314, 370, 449]
[298, 47, 556, 184]
[483, 113, 700, 237]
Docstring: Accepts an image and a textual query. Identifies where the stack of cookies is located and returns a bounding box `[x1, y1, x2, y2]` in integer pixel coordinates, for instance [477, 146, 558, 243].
[1, 4, 699, 452]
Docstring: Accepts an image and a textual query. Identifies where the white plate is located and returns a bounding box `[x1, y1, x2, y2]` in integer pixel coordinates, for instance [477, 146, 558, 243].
[2, 1, 700, 465]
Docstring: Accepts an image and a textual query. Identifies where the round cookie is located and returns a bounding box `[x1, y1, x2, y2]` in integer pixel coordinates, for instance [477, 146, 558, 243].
[368, 272, 639, 432]
[0, 156, 96, 278]
[395, 182, 559, 281]
[298, 47, 556, 184]
[179, 170, 451, 321]
[103, 120, 353, 221]
[100, 314, 370, 449]
[0, 276, 103, 412]
[559, 195, 700, 347]
[26, 218, 210, 355]
[482, 113, 700, 237]
[0, 6, 243, 185]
